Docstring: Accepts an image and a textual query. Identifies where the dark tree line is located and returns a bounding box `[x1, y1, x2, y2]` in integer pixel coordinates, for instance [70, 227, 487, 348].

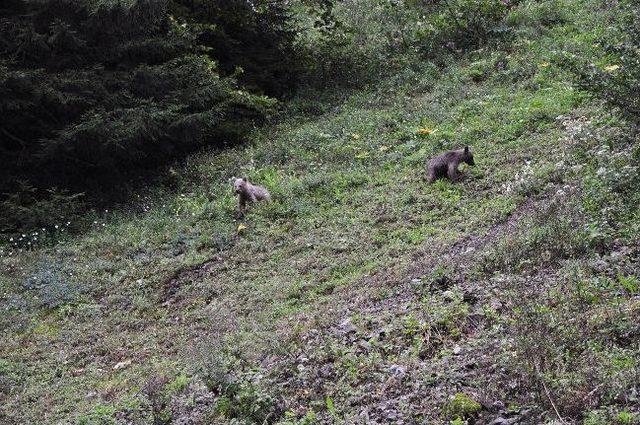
[171, 0, 300, 97]
[0, 0, 300, 231]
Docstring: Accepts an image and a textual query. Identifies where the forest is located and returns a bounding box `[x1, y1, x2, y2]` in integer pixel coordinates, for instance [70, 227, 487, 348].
[1, 0, 639, 424]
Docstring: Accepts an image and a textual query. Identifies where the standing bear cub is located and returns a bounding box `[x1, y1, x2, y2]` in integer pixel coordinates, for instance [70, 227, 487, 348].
[426, 146, 475, 183]
[233, 177, 271, 215]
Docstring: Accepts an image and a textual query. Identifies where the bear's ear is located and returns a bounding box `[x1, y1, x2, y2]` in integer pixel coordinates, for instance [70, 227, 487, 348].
[464, 146, 470, 153]
[242, 177, 248, 182]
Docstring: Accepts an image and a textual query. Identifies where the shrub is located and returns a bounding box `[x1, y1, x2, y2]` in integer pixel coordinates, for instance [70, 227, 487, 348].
[0, 359, 20, 398]
[442, 392, 483, 421]
[416, 0, 513, 56]
[76, 404, 117, 425]
[0, 182, 84, 234]
[172, 0, 300, 97]
[505, 0, 568, 35]
[295, 0, 423, 89]
[584, 408, 640, 425]
[562, 0, 640, 122]
[189, 340, 282, 423]
[215, 380, 280, 424]
[481, 200, 590, 273]
[496, 275, 640, 420]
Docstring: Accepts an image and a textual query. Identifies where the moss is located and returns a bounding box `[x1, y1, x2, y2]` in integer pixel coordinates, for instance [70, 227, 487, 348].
[442, 393, 483, 420]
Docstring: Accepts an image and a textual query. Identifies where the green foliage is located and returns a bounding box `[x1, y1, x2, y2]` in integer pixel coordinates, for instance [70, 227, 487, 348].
[325, 395, 337, 418]
[0, 358, 20, 398]
[617, 274, 639, 296]
[563, 0, 640, 121]
[166, 373, 190, 394]
[0, 182, 84, 234]
[77, 404, 117, 425]
[417, 0, 512, 55]
[442, 392, 483, 420]
[584, 408, 640, 425]
[171, 0, 300, 97]
[505, 0, 568, 35]
[617, 411, 639, 425]
[214, 380, 280, 424]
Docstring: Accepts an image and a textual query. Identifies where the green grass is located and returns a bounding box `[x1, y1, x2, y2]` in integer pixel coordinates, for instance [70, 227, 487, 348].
[1, 1, 639, 423]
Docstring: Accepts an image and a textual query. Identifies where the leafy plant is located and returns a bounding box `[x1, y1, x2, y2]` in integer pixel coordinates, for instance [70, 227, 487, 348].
[562, 0, 640, 122]
[417, 0, 512, 55]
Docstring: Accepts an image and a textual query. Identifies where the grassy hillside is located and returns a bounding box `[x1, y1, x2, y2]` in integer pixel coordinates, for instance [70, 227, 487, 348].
[1, 0, 639, 424]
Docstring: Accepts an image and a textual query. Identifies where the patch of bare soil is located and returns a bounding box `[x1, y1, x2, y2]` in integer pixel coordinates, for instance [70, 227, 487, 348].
[161, 257, 222, 304]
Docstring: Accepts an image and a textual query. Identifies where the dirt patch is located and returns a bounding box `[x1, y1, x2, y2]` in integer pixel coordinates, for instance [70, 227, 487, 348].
[161, 256, 222, 304]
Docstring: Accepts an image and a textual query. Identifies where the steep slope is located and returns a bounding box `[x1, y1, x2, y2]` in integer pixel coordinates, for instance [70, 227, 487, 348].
[1, 1, 639, 424]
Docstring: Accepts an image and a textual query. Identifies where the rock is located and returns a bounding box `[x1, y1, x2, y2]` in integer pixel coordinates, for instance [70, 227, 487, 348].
[319, 365, 333, 378]
[384, 409, 399, 420]
[463, 291, 478, 304]
[388, 364, 407, 377]
[433, 275, 452, 291]
[113, 359, 131, 370]
[338, 318, 357, 334]
[453, 345, 462, 355]
[491, 400, 505, 410]
[490, 299, 503, 311]
[443, 290, 456, 301]
[489, 417, 518, 425]
[358, 339, 372, 351]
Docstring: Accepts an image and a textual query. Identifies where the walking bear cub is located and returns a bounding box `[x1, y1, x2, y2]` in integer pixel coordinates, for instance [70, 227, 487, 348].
[233, 177, 271, 215]
[426, 146, 475, 183]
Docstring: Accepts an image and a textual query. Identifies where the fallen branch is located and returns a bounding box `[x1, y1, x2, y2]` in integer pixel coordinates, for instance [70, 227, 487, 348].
[535, 363, 567, 425]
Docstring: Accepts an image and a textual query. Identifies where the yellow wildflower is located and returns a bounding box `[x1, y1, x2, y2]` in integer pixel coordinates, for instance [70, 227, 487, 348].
[417, 127, 435, 136]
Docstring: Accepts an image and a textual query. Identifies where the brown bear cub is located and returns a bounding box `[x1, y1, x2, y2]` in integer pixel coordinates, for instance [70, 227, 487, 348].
[233, 177, 271, 215]
[426, 146, 475, 183]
